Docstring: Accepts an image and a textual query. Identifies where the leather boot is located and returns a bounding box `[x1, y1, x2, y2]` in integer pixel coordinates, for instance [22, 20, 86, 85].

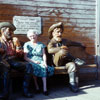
[74, 58, 85, 66]
[0, 72, 9, 99]
[69, 72, 79, 93]
[23, 74, 33, 98]
[67, 53, 85, 66]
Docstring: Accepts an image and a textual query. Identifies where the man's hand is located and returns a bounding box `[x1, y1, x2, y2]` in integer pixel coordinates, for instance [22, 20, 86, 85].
[1, 59, 10, 68]
[16, 50, 24, 58]
[13, 37, 21, 47]
[61, 46, 68, 50]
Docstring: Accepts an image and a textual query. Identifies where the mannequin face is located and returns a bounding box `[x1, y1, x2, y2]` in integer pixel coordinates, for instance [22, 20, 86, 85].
[1, 27, 13, 40]
[52, 28, 63, 42]
[28, 32, 38, 43]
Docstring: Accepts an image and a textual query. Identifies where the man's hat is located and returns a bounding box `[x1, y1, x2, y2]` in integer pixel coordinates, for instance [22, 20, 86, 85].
[48, 22, 64, 39]
[0, 22, 16, 32]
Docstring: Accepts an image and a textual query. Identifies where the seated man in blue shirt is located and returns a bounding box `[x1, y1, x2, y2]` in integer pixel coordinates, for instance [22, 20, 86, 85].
[0, 22, 33, 99]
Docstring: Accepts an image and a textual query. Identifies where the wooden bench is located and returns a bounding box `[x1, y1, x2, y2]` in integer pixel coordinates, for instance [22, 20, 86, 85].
[45, 45, 97, 81]
[10, 39, 97, 81]
[8, 44, 97, 96]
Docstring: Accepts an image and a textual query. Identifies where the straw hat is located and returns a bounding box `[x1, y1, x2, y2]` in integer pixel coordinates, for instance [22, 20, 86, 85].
[48, 22, 64, 39]
[0, 22, 16, 32]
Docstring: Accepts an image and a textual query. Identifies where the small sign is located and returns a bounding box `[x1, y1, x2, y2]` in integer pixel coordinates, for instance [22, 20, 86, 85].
[13, 16, 41, 35]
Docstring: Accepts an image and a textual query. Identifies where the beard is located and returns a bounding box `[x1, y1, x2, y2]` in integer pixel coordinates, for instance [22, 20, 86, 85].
[4, 32, 12, 40]
[55, 36, 62, 42]
[6, 35, 12, 40]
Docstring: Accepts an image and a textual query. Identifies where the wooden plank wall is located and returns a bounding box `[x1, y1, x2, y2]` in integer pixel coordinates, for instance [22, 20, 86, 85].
[96, 0, 100, 80]
[0, 0, 97, 79]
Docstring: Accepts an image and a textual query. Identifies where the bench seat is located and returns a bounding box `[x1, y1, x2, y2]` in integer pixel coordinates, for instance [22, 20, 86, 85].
[54, 64, 97, 74]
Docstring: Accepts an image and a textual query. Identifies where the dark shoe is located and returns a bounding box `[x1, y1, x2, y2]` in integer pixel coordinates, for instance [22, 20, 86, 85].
[69, 83, 79, 93]
[74, 58, 85, 66]
[35, 89, 41, 94]
[0, 93, 9, 100]
[43, 91, 49, 96]
[23, 92, 33, 98]
[0, 72, 9, 100]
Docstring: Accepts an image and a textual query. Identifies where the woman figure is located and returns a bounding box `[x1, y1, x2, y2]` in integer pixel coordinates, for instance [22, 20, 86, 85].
[24, 29, 54, 96]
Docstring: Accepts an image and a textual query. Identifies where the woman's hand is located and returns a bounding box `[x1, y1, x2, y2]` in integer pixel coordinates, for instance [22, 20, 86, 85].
[43, 63, 48, 68]
[34, 61, 40, 64]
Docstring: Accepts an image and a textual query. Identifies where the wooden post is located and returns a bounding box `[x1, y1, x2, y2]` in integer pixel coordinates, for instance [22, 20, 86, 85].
[96, 0, 100, 80]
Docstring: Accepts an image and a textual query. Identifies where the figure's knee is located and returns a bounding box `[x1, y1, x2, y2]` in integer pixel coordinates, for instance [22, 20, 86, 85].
[0, 66, 10, 79]
[54, 49, 68, 66]
[57, 49, 68, 57]
[66, 62, 76, 73]
[25, 63, 33, 74]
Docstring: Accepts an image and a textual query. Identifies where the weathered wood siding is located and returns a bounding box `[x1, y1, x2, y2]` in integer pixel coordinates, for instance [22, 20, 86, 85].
[0, 0, 97, 79]
[96, 0, 100, 80]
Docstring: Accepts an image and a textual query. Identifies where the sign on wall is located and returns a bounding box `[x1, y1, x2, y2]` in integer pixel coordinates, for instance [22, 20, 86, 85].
[13, 16, 41, 35]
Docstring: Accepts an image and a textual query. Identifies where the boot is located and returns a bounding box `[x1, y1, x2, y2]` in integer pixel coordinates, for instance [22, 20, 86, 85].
[23, 74, 33, 98]
[69, 72, 79, 93]
[74, 58, 85, 66]
[0, 72, 9, 99]
[67, 53, 85, 66]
